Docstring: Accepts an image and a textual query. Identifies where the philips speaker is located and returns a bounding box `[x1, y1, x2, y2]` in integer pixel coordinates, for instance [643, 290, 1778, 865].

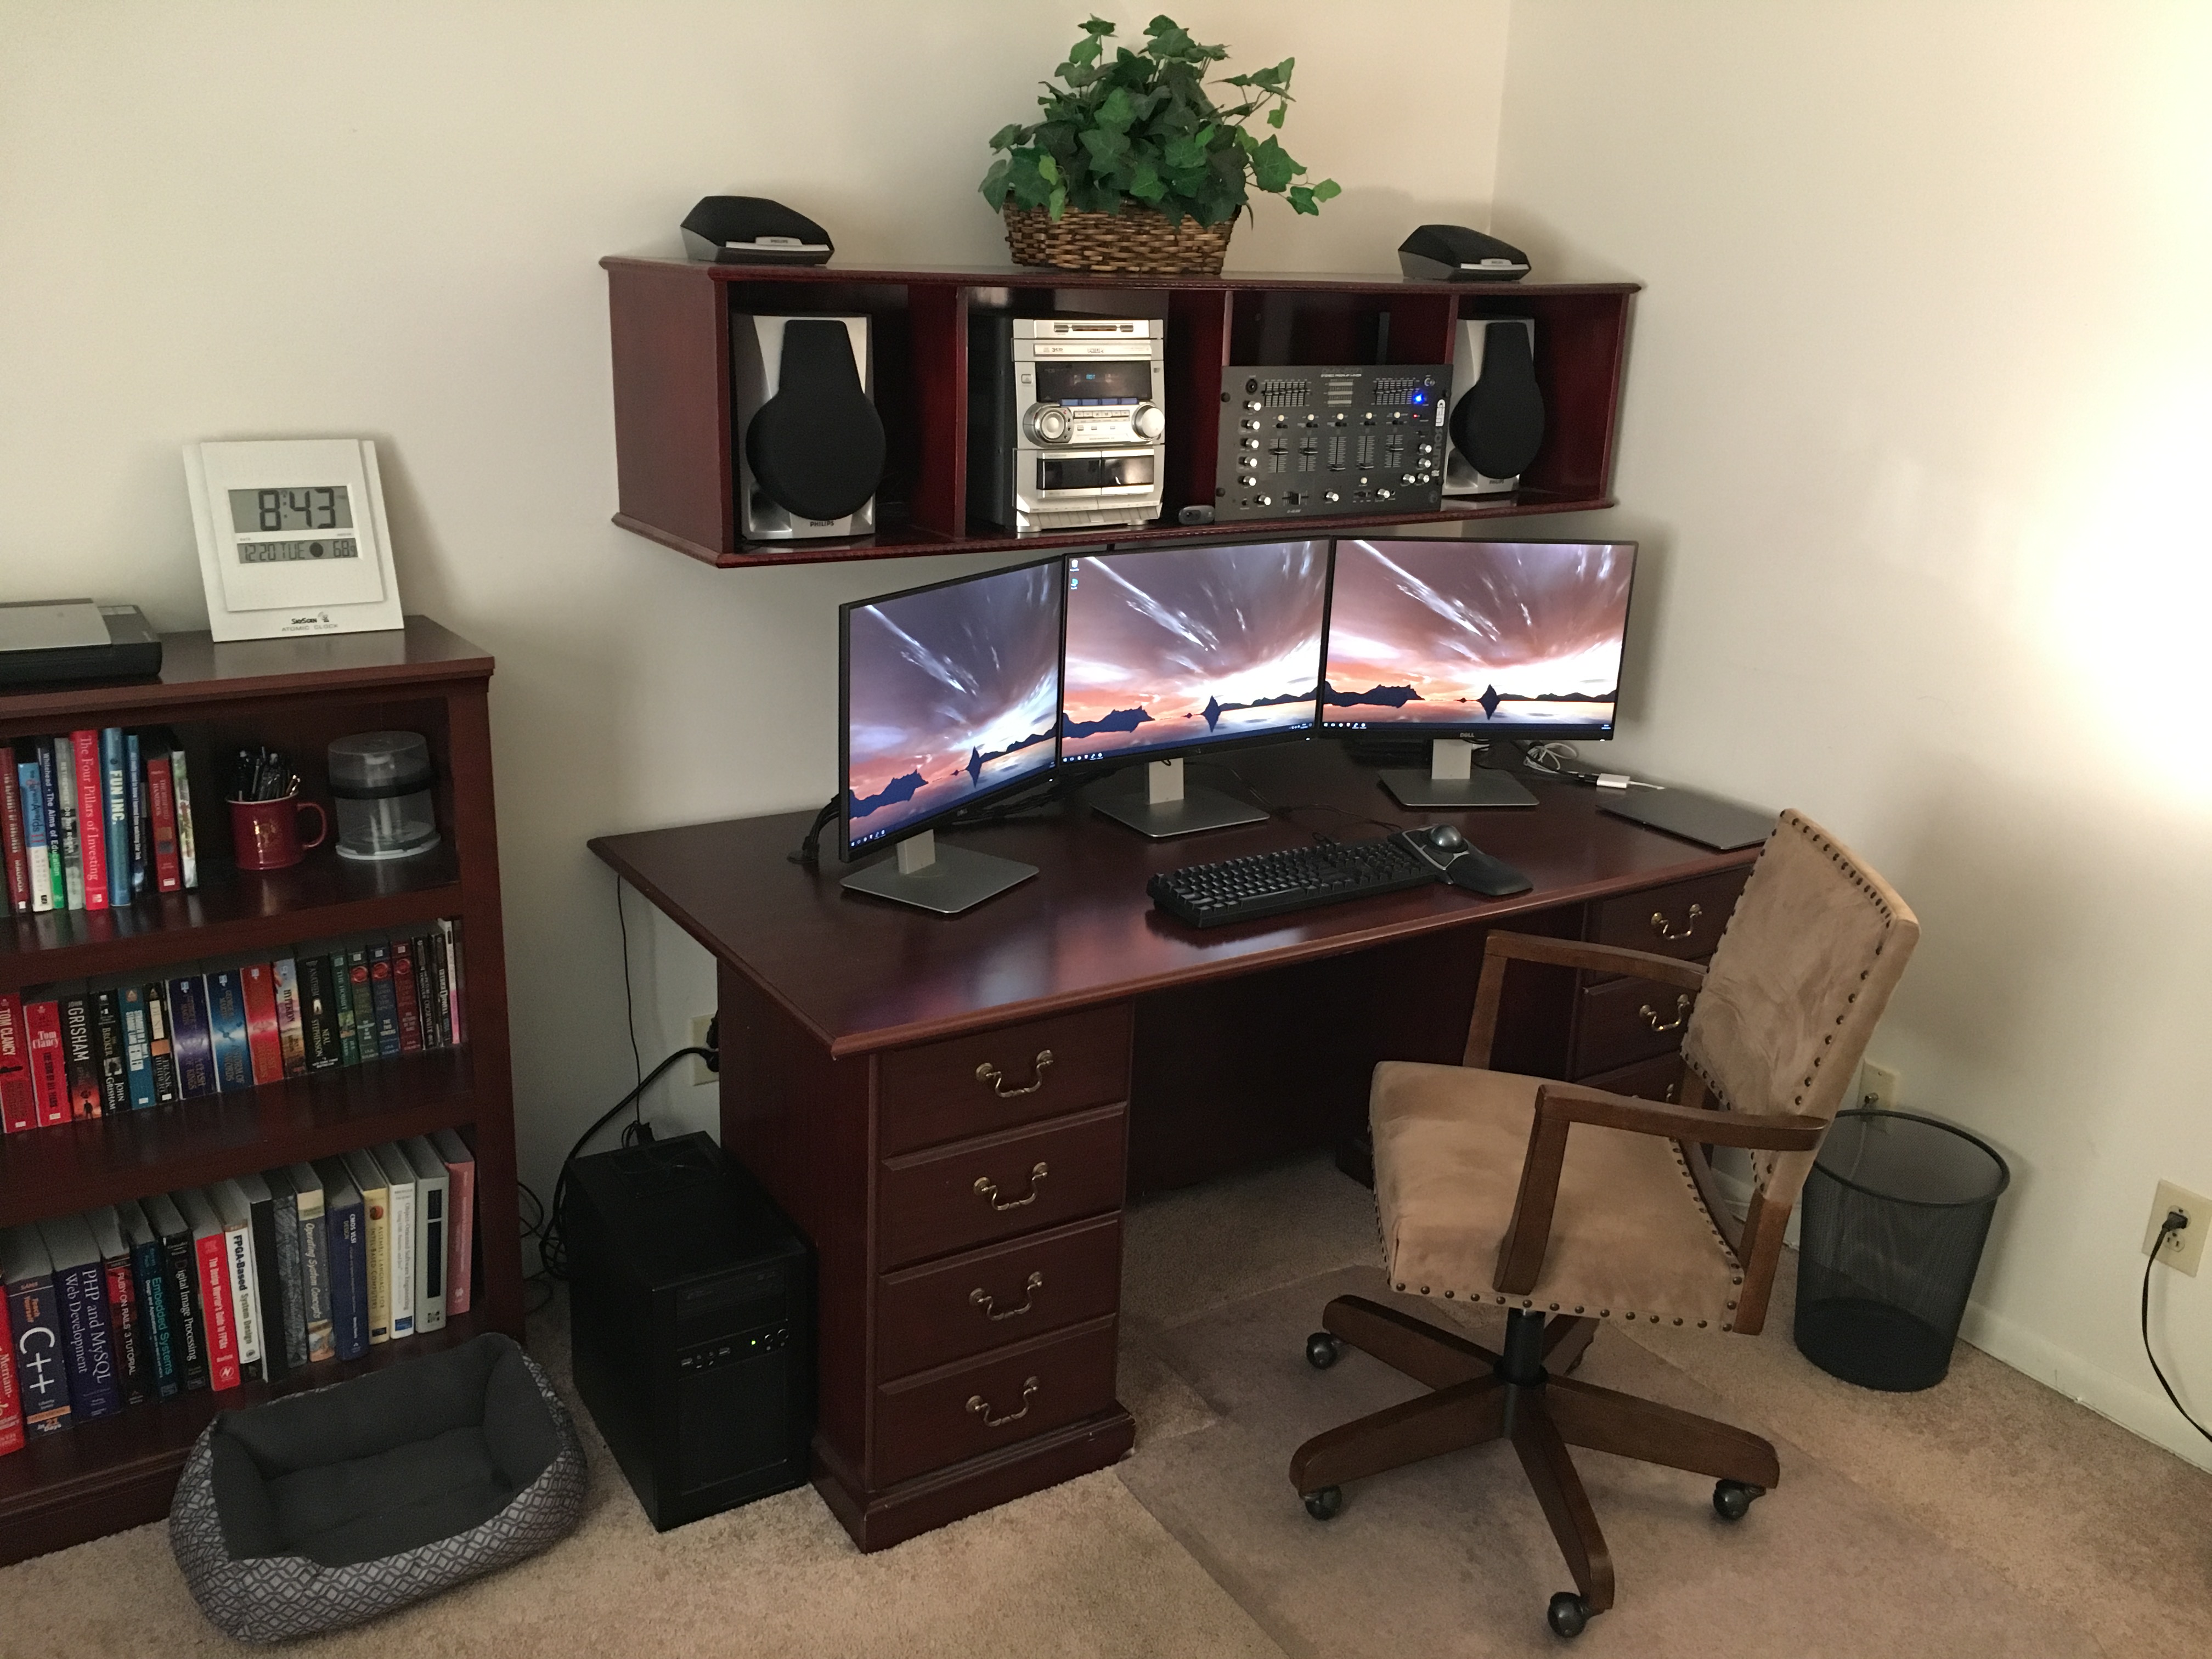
[1443, 318, 1544, 498]
[732, 314, 885, 541]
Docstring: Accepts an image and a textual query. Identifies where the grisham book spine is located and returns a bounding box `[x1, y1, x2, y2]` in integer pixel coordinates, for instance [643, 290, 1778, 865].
[60, 991, 102, 1120]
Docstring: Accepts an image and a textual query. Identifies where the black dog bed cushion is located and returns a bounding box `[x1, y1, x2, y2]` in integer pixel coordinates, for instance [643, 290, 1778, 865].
[171, 1332, 585, 1643]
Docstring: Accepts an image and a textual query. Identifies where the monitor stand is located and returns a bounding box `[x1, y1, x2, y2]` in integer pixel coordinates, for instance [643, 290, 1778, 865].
[1379, 738, 1538, 809]
[840, 830, 1036, 916]
[1088, 758, 1268, 839]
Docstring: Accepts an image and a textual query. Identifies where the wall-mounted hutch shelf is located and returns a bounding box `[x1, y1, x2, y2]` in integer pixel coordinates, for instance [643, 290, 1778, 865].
[601, 258, 1638, 569]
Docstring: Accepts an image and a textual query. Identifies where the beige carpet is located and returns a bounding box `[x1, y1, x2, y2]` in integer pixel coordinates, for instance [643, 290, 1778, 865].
[4, 1153, 2209, 1658]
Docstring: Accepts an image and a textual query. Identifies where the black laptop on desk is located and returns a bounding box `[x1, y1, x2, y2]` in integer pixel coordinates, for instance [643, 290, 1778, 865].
[1599, 787, 1775, 851]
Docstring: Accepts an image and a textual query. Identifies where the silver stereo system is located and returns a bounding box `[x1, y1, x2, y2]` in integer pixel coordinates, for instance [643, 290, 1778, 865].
[731, 313, 883, 541]
[1442, 317, 1540, 498]
[969, 316, 1166, 534]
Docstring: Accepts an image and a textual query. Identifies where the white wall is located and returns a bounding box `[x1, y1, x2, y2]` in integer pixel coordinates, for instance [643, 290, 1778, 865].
[0, 5, 1507, 1210]
[1489, 1, 2212, 1464]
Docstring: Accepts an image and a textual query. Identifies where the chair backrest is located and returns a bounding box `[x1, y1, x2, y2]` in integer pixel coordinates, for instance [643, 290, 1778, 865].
[1682, 810, 1920, 1211]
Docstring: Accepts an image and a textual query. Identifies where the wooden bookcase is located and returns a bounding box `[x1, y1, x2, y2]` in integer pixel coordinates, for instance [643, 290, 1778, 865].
[0, 617, 519, 1565]
[602, 257, 1638, 568]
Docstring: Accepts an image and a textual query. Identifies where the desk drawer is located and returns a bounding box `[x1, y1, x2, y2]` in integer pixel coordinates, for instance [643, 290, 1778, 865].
[1589, 868, 1748, 966]
[877, 1214, 1122, 1381]
[873, 1314, 1120, 1488]
[877, 1104, 1126, 1271]
[1570, 974, 1702, 1079]
[1579, 1052, 1688, 1104]
[878, 1005, 1133, 1156]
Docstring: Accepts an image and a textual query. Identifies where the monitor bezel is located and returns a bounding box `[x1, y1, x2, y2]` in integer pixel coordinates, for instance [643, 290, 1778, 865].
[1317, 534, 1640, 743]
[1055, 534, 1337, 776]
[837, 552, 1075, 863]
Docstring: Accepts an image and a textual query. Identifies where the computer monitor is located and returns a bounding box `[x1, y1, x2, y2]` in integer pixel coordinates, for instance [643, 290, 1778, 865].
[1060, 538, 1330, 836]
[1321, 537, 1637, 806]
[838, 556, 1063, 912]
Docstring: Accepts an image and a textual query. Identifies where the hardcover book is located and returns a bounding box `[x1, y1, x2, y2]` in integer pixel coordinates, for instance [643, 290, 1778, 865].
[402, 1136, 450, 1333]
[1, 1225, 72, 1434]
[263, 1166, 309, 1373]
[240, 962, 285, 1086]
[117, 1198, 182, 1399]
[175, 1187, 239, 1390]
[314, 1160, 369, 1361]
[233, 1172, 288, 1383]
[119, 983, 156, 1110]
[16, 752, 54, 912]
[286, 1162, 335, 1364]
[299, 955, 343, 1071]
[39, 1212, 121, 1421]
[206, 968, 253, 1093]
[0, 751, 27, 915]
[329, 952, 361, 1066]
[146, 1192, 209, 1391]
[71, 730, 109, 912]
[160, 730, 201, 890]
[366, 944, 401, 1059]
[442, 917, 466, 1043]
[92, 988, 129, 1116]
[60, 991, 103, 1120]
[392, 938, 424, 1053]
[24, 997, 72, 1127]
[167, 974, 218, 1099]
[145, 980, 180, 1104]
[0, 1290, 21, 1455]
[146, 754, 182, 893]
[212, 1179, 263, 1373]
[86, 1207, 152, 1407]
[272, 957, 308, 1078]
[342, 1149, 392, 1345]
[125, 731, 148, 896]
[0, 993, 35, 1133]
[417, 931, 448, 1048]
[432, 1126, 476, 1317]
[100, 726, 130, 910]
[49, 738, 82, 912]
[346, 947, 376, 1060]
[373, 1142, 416, 1340]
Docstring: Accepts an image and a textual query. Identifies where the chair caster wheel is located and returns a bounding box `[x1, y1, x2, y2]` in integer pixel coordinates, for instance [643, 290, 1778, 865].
[1305, 1331, 1342, 1370]
[1302, 1486, 1344, 1521]
[1547, 1592, 1592, 1639]
[1713, 1479, 1765, 1521]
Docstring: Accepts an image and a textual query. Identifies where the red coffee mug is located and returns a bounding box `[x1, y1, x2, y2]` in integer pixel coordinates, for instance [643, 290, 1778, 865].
[229, 793, 328, 871]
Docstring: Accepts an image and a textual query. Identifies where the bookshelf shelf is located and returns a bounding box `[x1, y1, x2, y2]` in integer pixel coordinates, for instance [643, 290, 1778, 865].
[0, 1049, 477, 1229]
[0, 617, 518, 1566]
[0, 1310, 489, 1566]
[0, 843, 462, 991]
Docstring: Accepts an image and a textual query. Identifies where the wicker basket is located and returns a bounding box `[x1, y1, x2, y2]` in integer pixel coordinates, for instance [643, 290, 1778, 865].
[1002, 202, 1234, 276]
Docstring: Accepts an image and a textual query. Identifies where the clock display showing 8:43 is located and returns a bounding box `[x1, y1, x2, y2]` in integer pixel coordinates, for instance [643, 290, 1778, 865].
[225, 486, 358, 563]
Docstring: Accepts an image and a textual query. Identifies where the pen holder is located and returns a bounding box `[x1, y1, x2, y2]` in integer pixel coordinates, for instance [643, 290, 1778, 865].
[229, 793, 327, 871]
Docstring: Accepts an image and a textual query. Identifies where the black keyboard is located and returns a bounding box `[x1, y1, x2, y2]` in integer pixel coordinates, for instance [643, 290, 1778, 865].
[1148, 834, 1435, 928]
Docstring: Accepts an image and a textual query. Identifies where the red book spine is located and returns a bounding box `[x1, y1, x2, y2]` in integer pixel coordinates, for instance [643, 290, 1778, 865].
[24, 1000, 70, 1127]
[71, 731, 108, 912]
[194, 1228, 241, 1390]
[392, 940, 424, 1053]
[0, 994, 34, 1133]
[445, 1153, 475, 1317]
[0, 1291, 24, 1456]
[146, 757, 182, 894]
[240, 963, 284, 1086]
[0, 761, 27, 914]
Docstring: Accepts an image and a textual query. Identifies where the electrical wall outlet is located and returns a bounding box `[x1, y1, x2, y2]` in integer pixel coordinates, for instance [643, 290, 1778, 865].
[690, 1015, 718, 1087]
[2143, 1182, 2209, 1276]
[1858, 1060, 1900, 1115]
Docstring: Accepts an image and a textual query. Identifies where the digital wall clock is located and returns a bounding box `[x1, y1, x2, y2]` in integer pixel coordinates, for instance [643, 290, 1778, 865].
[184, 438, 404, 641]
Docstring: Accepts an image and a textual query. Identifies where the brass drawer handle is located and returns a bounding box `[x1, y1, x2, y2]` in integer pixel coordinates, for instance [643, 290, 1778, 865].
[967, 1376, 1039, 1429]
[976, 1049, 1054, 1098]
[974, 1161, 1048, 1211]
[1638, 994, 1693, 1033]
[971, 1271, 1045, 1322]
[1649, 902, 1703, 943]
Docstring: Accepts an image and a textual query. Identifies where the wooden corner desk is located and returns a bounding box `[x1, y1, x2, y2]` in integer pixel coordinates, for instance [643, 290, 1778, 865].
[589, 743, 1759, 1551]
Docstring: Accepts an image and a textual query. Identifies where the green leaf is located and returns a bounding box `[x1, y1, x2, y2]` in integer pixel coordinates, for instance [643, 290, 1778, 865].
[1310, 178, 1341, 203]
[1094, 84, 1137, 133]
[980, 156, 1013, 204]
[1286, 184, 1314, 215]
[1036, 152, 1059, 185]
[1162, 131, 1206, 169]
[1246, 134, 1301, 193]
[1047, 184, 1068, 221]
[1082, 15, 1116, 36]
[1128, 158, 1167, 202]
[1080, 126, 1128, 167]
[1267, 104, 1284, 128]
[988, 123, 1028, 151]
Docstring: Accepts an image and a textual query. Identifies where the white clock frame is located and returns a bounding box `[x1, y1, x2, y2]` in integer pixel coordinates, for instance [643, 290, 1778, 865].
[184, 438, 404, 641]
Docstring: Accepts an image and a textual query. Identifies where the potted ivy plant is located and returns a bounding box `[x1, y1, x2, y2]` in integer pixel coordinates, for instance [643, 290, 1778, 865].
[979, 13, 1340, 275]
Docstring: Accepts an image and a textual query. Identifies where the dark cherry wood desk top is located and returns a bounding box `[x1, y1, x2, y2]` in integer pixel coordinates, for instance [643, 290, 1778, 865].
[591, 746, 1759, 1060]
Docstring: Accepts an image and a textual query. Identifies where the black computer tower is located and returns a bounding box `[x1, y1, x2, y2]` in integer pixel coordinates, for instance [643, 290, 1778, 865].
[565, 1133, 814, 1530]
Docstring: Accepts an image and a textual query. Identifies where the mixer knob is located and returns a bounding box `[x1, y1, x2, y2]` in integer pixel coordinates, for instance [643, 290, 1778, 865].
[1245, 399, 1263, 411]
[1322, 490, 1341, 504]
[1130, 402, 1166, 440]
[1419, 442, 1434, 454]
[1239, 474, 1257, 487]
[1240, 437, 1259, 450]
[1401, 472, 1417, 485]
[1240, 419, 1260, 431]
[1023, 404, 1073, 444]
[1376, 487, 1395, 500]
[1256, 495, 1273, 507]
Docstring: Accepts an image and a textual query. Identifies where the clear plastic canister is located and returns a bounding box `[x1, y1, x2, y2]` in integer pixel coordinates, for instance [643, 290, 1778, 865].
[327, 730, 439, 861]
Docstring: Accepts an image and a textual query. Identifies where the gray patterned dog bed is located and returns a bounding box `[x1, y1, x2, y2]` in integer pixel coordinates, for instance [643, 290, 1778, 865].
[170, 1332, 586, 1644]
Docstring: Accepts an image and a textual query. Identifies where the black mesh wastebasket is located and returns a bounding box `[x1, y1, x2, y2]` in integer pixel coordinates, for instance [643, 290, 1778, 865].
[1794, 1109, 2010, 1391]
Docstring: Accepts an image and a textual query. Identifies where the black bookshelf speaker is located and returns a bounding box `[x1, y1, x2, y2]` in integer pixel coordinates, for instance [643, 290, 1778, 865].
[732, 314, 885, 540]
[1444, 318, 1545, 496]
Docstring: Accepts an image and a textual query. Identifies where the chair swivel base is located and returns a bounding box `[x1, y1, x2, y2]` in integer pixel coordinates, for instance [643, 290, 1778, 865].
[1288, 1296, 1779, 1639]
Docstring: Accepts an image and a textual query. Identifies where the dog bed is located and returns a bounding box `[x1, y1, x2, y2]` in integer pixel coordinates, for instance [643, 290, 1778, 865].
[170, 1332, 586, 1644]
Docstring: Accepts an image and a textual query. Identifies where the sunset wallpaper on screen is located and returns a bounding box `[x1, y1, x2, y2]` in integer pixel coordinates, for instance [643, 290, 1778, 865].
[1321, 539, 1634, 729]
[843, 561, 1061, 848]
[1061, 540, 1329, 761]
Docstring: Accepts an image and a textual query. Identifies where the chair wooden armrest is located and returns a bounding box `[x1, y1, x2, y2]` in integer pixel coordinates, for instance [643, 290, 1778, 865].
[1493, 1082, 1825, 1296]
[1464, 933, 1709, 1067]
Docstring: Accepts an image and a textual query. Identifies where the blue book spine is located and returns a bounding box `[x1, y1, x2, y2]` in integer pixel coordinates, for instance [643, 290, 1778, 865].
[55, 1259, 122, 1420]
[205, 969, 252, 1091]
[167, 975, 218, 1098]
[120, 984, 156, 1110]
[17, 757, 51, 912]
[368, 944, 402, 1058]
[329, 1195, 368, 1360]
[125, 732, 147, 895]
[100, 727, 129, 910]
[7, 1268, 74, 1434]
[132, 1236, 180, 1398]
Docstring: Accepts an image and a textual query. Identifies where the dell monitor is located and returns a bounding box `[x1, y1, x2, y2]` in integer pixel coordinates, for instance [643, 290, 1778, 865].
[1322, 537, 1637, 807]
[1060, 537, 1330, 837]
[838, 556, 1063, 912]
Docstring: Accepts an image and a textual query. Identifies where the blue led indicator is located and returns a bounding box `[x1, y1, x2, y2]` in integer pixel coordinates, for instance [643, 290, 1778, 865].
[1411, 391, 1427, 404]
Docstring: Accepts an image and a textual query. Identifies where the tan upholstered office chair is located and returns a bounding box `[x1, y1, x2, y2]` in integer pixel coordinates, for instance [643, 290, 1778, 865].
[1290, 811, 1918, 1640]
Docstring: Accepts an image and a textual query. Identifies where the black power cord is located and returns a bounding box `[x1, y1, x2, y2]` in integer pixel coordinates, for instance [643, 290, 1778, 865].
[2142, 1210, 2212, 1446]
[535, 1041, 716, 1282]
